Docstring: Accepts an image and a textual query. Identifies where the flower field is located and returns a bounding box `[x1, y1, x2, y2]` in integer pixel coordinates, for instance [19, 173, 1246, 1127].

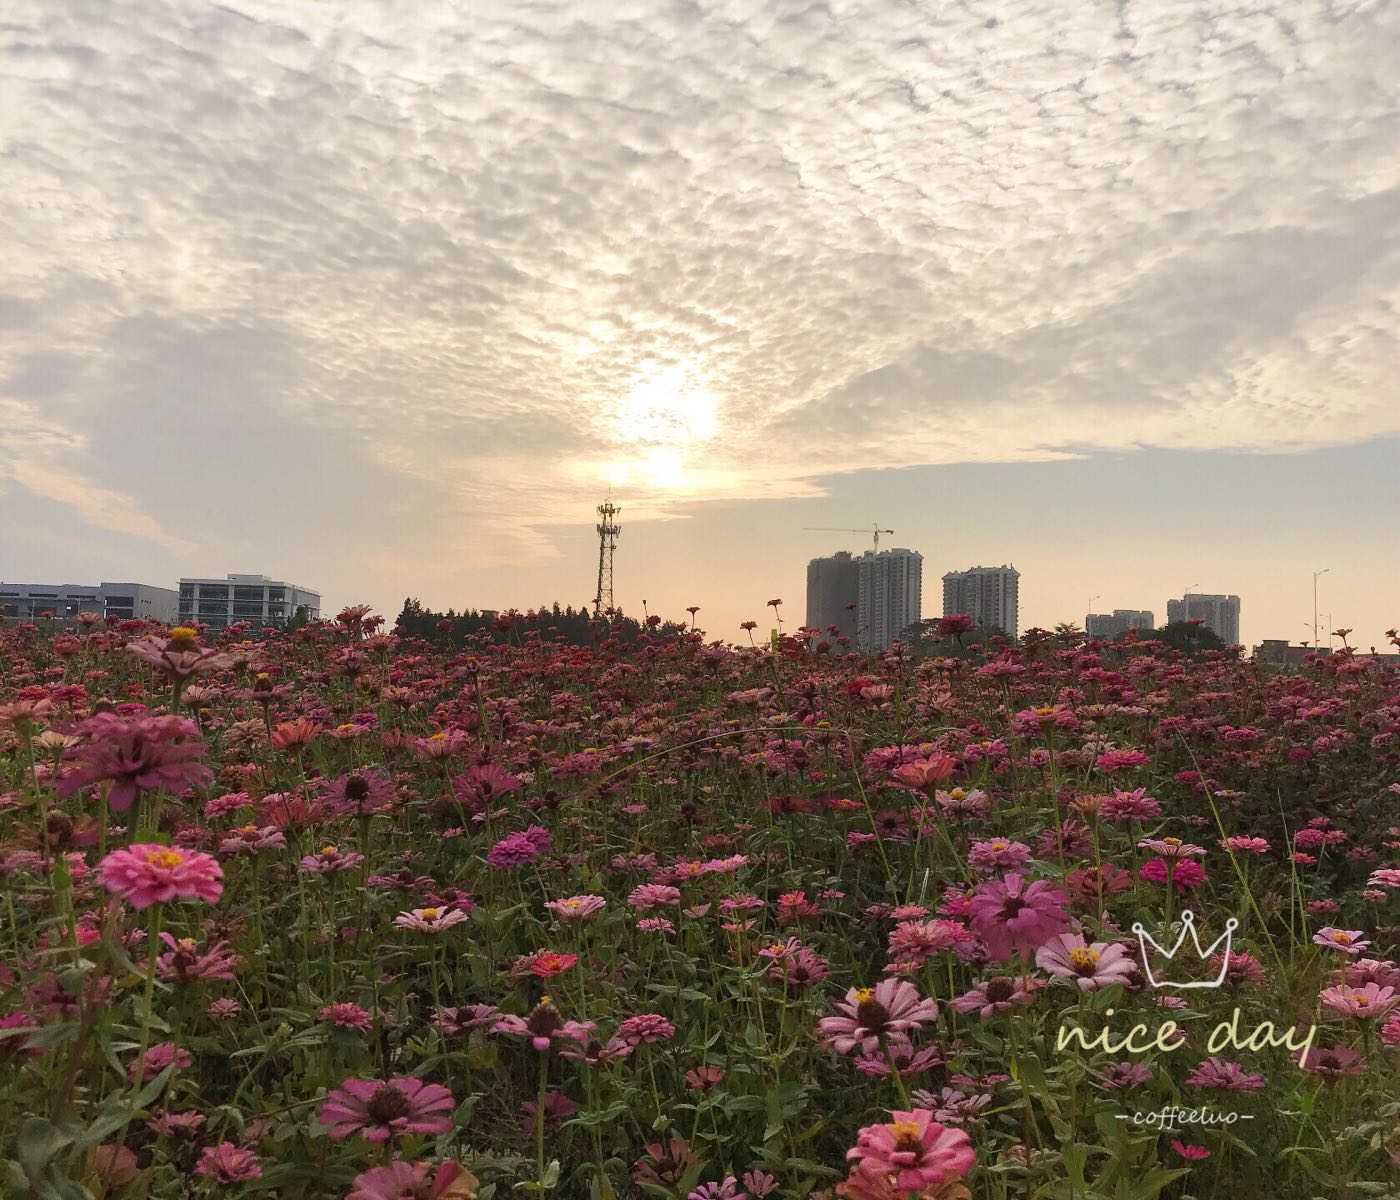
[1, 608, 1397, 1199]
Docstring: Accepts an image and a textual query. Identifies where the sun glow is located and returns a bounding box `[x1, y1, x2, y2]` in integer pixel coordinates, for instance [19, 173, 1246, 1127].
[608, 364, 719, 490]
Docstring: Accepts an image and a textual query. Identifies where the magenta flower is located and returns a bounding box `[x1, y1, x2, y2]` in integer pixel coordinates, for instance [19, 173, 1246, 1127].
[151, 933, 240, 982]
[818, 979, 939, 1056]
[57, 713, 211, 811]
[195, 1142, 262, 1183]
[319, 1002, 374, 1031]
[1185, 1057, 1266, 1091]
[846, 1108, 975, 1192]
[319, 1077, 455, 1142]
[129, 1042, 192, 1083]
[346, 1161, 478, 1200]
[487, 832, 540, 868]
[617, 1013, 676, 1045]
[1139, 858, 1208, 894]
[968, 873, 1073, 962]
[98, 844, 223, 909]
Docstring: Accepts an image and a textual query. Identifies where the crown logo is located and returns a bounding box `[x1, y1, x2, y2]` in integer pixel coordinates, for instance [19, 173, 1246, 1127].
[1130, 910, 1239, 989]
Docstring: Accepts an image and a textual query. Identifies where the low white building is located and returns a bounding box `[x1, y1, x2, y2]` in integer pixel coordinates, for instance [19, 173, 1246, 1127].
[0, 581, 178, 625]
[178, 574, 320, 631]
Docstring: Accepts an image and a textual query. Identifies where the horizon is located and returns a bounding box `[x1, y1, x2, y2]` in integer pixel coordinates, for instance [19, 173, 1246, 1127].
[3, 2, 1397, 650]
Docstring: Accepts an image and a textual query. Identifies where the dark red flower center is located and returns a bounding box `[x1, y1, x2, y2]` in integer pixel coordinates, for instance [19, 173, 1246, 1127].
[985, 977, 1015, 1003]
[365, 1083, 412, 1123]
[855, 998, 890, 1029]
[344, 776, 370, 802]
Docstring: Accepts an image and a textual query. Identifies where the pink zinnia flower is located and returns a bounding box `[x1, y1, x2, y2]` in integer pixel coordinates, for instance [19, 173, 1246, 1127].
[949, 974, 1043, 1019]
[628, 883, 682, 910]
[319, 1076, 455, 1142]
[967, 873, 1073, 962]
[967, 838, 1032, 874]
[1313, 928, 1370, 955]
[1096, 749, 1149, 772]
[1184, 1057, 1266, 1092]
[195, 1142, 262, 1183]
[129, 1042, 192, 1083]
[846, 1108, 975, 1192]
[319, 1002, 374, 1031]
[818, 979, 939, 1056]
[151, 933, 240, 982]
[98, 844, 223, 909]
[545, 895, 607, 921]
[57, 713, 211, 811]
[1035, 933, 1135, 991]
[1171, 1141, 1210, 1161]
[1318, 982, 1397, 1019]
[347, 1161, 478, 1200]
[394, 907, 470, 933]
[617, 1013, 676, 1045]
[1139, 858, 1208, 894]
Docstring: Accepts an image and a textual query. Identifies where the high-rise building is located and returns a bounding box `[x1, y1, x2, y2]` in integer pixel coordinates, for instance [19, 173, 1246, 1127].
[1165, 593, 1240, 645]
[178, 574, 321, 631]
[0, 581, 178, 625]
[1086, 609, 1154, 639]
[857, 548, 922, 652]
[942, 566, 1020, 638]
[806, 551, 860, 641]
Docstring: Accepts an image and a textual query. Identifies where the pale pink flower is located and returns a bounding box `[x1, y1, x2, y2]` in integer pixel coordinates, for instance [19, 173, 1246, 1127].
[818, 979, 939, 1056]
[1035, 933, 1135, 991]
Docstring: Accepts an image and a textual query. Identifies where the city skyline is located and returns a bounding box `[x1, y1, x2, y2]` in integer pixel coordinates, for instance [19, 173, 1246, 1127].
[2, 3, 1397, 652]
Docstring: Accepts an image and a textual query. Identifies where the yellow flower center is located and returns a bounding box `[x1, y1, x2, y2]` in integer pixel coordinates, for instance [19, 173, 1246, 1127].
[321, 845, 337, 856]
[852, 987, 875, 1003]
[890, 1120, 923, 1150]
[256, 672, 270, 680]
[1351, 993, 1369, 1006]
[1332, 933, 1354, 945]
[167, 627, 198, 647]
[419, 908, 440, 920]
[145, 849, 185, 869]
[990, 840, 1007, 851]
[1034, 706, 1055, 716]
[1162, 836, 1181, 846]
[176, 938, 198, 953]
[1068, 947, 1101, 970]
[238, 824, 257, 834]
[766, 942, 788, 957]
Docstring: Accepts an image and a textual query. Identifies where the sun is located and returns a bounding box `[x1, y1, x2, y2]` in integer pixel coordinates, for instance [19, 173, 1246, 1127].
[604, 364, 719, 491]
[613, 365, 717, 449]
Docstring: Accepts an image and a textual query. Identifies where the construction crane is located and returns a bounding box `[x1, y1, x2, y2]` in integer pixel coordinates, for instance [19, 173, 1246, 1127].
[804, 525, 894, 553]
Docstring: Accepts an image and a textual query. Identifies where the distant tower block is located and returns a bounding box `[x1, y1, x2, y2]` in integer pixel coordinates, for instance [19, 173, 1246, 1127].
[593, 499, 621, 618]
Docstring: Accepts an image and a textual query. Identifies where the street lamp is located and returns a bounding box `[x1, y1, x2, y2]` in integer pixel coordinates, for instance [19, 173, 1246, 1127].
[1312, 569, 1329, 651]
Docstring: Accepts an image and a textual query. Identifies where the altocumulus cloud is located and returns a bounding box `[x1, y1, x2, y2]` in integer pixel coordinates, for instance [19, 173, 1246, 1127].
[1, 0, 1397, 568]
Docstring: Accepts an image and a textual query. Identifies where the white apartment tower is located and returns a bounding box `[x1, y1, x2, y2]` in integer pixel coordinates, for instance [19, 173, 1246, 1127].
[856, 548, 922, 652]
[1165, 593, 1240, 645]
[942, 565, 1020, 639]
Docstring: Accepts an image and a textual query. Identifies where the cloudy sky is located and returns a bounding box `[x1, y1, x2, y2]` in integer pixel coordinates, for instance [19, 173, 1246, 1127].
[2, 0, 1397, 648]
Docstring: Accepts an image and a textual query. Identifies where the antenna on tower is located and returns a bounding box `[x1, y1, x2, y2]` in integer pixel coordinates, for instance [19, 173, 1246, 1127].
[593, 498, 621, 618]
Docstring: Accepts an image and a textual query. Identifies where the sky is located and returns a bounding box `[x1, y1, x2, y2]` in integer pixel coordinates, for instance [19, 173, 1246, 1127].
[1, 1, 1397, 649]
